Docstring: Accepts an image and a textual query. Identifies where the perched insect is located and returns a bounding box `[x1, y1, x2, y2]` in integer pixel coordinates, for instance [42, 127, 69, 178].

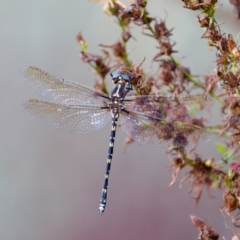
[21, 66, 212, 214]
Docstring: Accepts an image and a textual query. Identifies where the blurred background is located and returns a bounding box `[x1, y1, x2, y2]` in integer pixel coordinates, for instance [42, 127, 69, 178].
[1, 0, 239, 239]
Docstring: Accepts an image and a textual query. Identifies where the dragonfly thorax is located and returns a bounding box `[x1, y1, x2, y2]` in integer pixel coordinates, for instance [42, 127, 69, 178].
[111, 82, 129, 99]
[106, 97, 124, 113]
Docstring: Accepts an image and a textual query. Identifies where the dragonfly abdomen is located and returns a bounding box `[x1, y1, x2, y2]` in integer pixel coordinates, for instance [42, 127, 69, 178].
[99, 112, 119, 214]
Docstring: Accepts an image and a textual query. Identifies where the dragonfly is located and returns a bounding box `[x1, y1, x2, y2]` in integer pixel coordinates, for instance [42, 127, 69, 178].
[21, 66, 212, 214]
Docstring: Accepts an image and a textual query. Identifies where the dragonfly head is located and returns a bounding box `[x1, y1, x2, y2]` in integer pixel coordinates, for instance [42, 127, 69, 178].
[111, 72, 129, 82]
[110, 65, 135, 91]
[111, 73, 134, 91]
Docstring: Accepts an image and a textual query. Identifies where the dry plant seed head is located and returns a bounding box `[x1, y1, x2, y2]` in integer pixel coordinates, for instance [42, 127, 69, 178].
[202, 27, 222, 42]
[224, 72, 239, 89]
[217, 66, 225, 79]
[76, 32, 87, 49]
[224, 168, 240, 217]
[169, 157, 185, 171]
[79, 51, 104, 66]
[228, 34, 238, 53]
[204, 73, 218, 93]
[219, 36, 230, 54]
[119, 2, 153, 26]
[160, 59, 177, 72]
[125, 60, 145, 88]
[228, 34, 240, 59]
[222, 191, 240, 212]
[190, 214, 219, 240]
[156, 61, 193, 95]
[229, 97, 240, 117]
[218, 106, 240, 139]
[76, 32, 111, 81]
[76, 31, 84, 42]
[197, 14, 210, 28]
[80, 51, 111, 79]
[230, 0, 240, 19]
[231, 132, 240, 146]
[159, 69, 174, 85]
[212, 34, 240, 68]
[99, 41, 126, 58]
[181, 155, 215, 203]
[154, 20, 174, 41]
[141, 18, 174, 45]
[135, 0, 147, 8]
[131, 7, 144, 22]
[190, 214, 205, 229]
[137, 76, 155, 95]
[155, 41, 177, 58]
[223, 72, 240, 89]
[182, 0, 218, 10]
[215, 34, 240, 71]
[168, 157, 186, 187]
[231, 167, 240, 202]
[216, 54, 230, 67]
[118, 11, 132, 26]
[119, 4, 142, 23]
[221, 97, 230, 114]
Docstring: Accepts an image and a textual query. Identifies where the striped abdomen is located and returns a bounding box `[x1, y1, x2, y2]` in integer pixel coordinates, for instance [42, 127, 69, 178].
[98, 112, 119, 214]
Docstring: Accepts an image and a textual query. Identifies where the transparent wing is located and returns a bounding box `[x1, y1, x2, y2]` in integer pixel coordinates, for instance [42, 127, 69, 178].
[21, 66, 110, 105]
[22, 100, 111, 134]
[123, 94, 213, 122]
[120, 111, 209, 147]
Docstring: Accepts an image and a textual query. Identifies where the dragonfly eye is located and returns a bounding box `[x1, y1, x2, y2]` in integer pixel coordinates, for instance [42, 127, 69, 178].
[121, 74, 130, 82]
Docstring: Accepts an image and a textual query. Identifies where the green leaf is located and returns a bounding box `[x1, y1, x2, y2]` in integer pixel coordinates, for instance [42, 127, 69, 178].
[224, 150, 234, 163]
[215, 143, 227, 155]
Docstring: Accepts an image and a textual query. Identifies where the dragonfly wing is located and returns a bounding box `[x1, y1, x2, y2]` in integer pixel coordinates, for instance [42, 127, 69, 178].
[22, 100, 111, 134]
[123, 94, 213, 121]
[21, 66, 110, 105]
[120, 110, 209, 147]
